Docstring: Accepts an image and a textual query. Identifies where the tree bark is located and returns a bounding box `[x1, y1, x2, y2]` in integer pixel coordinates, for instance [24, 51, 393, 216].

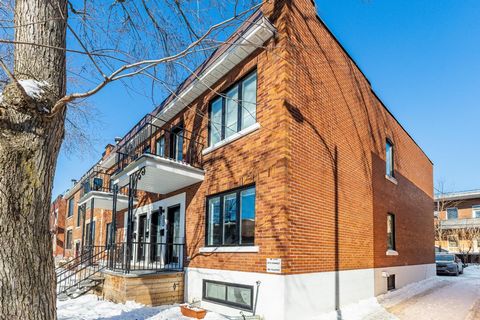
[0, 0, 67, 319]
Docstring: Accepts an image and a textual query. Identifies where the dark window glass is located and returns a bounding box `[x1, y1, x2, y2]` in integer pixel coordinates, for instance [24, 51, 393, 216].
[240, 187, 256, 244]
[223, 193, 238, 245]
[206, 186, 255, 246]
[105, 223, 112, 247]
[76, 207, 82, 227]
[208, 72, 257, 146]
[66, 230, 73, 249]
[386, 140, 394, 177]
[207, 197, 222, 246]
[67, 198, 74, 217]
[387, 275, 395, 291]
[93, 177, 103, 191]
[203, 280, 253, 310]
[156, 135, 165, 157]
[387, 213, 396, 250]
[447, 208, 458, 220]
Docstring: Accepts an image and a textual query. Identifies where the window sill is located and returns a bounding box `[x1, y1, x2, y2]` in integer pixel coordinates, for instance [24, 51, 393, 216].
[386, 249, 399, 256]
[385, 175, 398, 185]
[202, 123, 260, 155]
[199, 246, 259, 253]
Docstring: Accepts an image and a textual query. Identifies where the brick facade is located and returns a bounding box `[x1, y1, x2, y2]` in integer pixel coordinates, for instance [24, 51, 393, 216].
[53, 0, 434, 315]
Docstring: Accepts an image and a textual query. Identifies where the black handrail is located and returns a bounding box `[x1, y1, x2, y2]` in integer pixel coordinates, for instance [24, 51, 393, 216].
[56, 245, 108, 296]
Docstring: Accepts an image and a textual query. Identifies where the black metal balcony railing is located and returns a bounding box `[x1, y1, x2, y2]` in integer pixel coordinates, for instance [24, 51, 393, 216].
[114, 114, 204, 173]
[80, 171, 112, 198]
[107, 241, 184, 273]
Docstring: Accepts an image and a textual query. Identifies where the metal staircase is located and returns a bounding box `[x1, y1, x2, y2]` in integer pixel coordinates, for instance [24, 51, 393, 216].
[56, 246, 108, 300]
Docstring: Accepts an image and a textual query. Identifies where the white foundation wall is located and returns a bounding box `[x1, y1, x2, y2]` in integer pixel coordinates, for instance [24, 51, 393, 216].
[374, 263, 436, 295]
[284, 268, 375, 319]
[185, 264, 434, 320]
[185, 267, 286, 319]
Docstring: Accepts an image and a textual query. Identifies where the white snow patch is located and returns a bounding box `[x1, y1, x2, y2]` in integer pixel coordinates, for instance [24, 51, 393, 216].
[18, 79, 49, 99]
[57, 294, 227, 320]
[0, 91, 3, 103]
[314, 298, 396, 320]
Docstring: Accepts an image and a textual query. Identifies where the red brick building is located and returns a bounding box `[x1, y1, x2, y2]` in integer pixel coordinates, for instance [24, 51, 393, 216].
[54, 1, 434, 318]
[50, 194, 67, 257]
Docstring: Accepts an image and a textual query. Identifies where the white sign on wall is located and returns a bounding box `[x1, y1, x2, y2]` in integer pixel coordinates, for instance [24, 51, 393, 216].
[266, 258, 282, 273]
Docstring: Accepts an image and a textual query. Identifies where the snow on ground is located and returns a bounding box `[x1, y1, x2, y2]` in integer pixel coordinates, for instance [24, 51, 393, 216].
[58, 266, 480, 320]
[57, 294, 227, 320]
[316, 265, 480, 320]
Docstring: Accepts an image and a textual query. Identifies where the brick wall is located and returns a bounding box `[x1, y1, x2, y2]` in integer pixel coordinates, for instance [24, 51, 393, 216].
[274, 0, 434, 272]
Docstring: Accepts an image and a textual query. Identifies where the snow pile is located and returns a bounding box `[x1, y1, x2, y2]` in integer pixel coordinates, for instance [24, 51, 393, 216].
[57, 294, 227, 320]
[18, 79, 49, 99]
[0, 91, 3, 103]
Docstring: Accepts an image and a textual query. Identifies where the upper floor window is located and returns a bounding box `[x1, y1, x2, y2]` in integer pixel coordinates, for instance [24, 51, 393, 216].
[206, 185, 256, 246]
[473, 205, 480, 218]
[67, 197, 74, 218]
[209, 72, 257, 146]
[386, 139, 394, 177]
[387, 213, 396, 251]
[66, 230, 73, 249]
[76, 207, 82, 227]
[446, 207, 458, 220]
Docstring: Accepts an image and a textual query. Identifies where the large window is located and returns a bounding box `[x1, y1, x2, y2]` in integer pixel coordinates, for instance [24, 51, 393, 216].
[105, 223, 113, 247]
[67, 197, 74, 218]
[203, 280, 253, 311]
[386, 139, 394, 178]
[446, 208, 458, 220]
[209, 72, 257, 146]
[206, 186, 256, 246]
[66, 230, 73, 249]
[387, 213, 396, 251]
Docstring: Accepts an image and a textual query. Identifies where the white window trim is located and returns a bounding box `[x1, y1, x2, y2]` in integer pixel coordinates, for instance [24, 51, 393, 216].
[385, 174, 398, 185]
[199, 246, 259, 253]
[203, 123, 260, 155]
[386, 249, 399, 256]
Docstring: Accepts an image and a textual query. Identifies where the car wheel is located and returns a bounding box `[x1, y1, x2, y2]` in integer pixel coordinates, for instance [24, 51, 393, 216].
[460, 267, 464, 274]
[455, 267, 459, 276]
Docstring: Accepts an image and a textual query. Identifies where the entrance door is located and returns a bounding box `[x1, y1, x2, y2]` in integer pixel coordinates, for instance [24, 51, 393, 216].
[137, 214, 148, 261]
[166, 205, 181, 266]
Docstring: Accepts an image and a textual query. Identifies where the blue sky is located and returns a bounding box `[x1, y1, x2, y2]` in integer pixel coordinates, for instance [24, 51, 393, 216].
[52, 0, 480, 197]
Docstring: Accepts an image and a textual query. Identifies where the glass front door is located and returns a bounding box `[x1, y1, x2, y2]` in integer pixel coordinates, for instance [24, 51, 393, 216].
[166, 205, 181, 265]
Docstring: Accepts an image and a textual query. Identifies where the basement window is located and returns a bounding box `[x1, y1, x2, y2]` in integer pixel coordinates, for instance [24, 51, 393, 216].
[203, 280, 253, 311]
[387, 274, 396, 291]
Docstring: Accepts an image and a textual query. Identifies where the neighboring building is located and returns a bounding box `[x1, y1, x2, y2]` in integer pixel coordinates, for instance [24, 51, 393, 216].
[55, 1, 434, 318]
[50, 194, 67, 257]
[434, 189, 480, 263]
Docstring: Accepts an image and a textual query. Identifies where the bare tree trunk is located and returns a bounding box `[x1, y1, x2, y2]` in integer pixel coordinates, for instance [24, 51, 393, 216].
[0, 1, 67, 319]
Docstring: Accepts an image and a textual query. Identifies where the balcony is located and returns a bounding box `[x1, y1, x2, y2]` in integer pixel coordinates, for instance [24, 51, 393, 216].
[111, 114, 205, 194]
[439, 218, 480, 230]
[78, 169, 131, 210]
